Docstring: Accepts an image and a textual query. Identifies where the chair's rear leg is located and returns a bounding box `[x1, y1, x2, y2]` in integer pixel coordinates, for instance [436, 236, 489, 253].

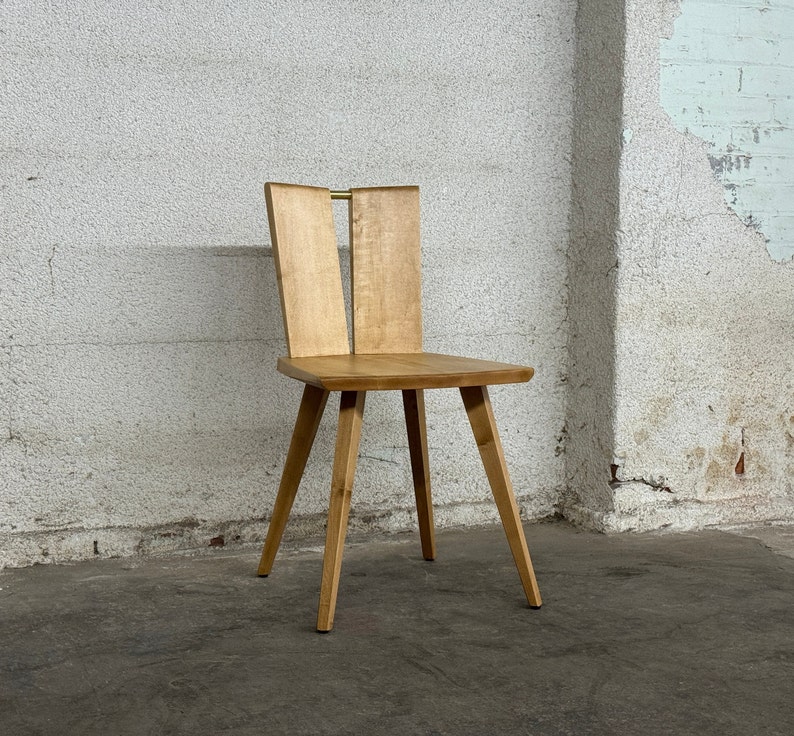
[459, 385, 542, 608]
[402, 389, 436, 561]
[317, 390, 366, 632]
[258, 384, 330, 577]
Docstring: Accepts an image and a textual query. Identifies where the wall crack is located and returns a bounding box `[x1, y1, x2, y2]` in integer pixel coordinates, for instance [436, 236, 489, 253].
[610, 464, 673, 493]
[47, 243, 57, 293]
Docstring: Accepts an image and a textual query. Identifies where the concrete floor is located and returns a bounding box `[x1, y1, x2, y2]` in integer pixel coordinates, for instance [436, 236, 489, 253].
[1, 522, 792, 735]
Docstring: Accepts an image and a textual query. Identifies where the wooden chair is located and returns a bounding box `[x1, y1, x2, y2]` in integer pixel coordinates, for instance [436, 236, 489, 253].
[258, 183, 542, 631]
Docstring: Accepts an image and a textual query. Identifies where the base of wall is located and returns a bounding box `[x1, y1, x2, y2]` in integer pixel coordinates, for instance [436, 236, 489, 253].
[9, 486, 787, 569]
[564, 483, 794, 534]
[0, 518, 270, 570]
[0, 497, 543, 569]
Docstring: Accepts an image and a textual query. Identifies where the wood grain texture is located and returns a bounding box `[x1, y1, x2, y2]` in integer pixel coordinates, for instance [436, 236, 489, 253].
[265, 183, 349, 358]
[402, 389, 436, 561]
[460, 385, 541, 608]
[351, 186, 423, 354]
[317, 390, 366, 632]
[262, 181, 542, 629]
[257, 385, 330, 577]
[278, 352, 534, 391]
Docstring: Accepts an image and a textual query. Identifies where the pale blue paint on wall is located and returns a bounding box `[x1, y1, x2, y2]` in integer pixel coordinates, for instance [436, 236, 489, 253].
[660, 0, 794, 262]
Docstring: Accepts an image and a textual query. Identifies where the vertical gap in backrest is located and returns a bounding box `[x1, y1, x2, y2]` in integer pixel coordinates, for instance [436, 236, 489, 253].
[333, 197, 354, 345]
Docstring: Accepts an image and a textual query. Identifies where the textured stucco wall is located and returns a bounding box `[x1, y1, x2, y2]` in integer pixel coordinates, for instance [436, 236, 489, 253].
[6, 0, 786, 566]
[603, 0, 794, 531]
[562, 0, 624, 525]
[564, 0, 793, 532]
[1, 1, 575, 566]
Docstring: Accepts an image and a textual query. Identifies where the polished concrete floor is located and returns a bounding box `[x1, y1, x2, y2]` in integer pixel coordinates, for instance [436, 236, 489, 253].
[1, 521, 792, 735]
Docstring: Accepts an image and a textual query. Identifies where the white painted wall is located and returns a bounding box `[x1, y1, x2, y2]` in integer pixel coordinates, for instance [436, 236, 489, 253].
[563, 0, 623, 525]
[4, 0, 790, 568]
[568, 0, 794, 531]
[1, 1, 575, 566]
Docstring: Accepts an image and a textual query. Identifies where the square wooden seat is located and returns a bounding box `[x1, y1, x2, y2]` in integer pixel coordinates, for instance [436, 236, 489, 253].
[277, 352, 533, 391]
[258, 183, 542, 631]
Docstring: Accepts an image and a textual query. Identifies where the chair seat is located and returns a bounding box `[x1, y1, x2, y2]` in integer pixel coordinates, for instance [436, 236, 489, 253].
[277, 352, 534, 391]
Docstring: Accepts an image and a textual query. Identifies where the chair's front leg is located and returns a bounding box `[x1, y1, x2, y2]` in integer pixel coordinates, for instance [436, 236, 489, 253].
[317, 390, 366, 632]
[258, 384, 330, 577]
[459, 385, 542, 608]
[402, 389, 436, 561]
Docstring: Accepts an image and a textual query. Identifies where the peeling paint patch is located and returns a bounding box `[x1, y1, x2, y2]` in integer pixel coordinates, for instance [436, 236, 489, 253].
[660, 0, 794, 262]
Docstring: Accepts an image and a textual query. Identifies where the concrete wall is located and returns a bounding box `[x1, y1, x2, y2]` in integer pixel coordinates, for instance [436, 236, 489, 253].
[563, 0, 624, 526]
[599, 0, 794, 531]
[4, 0, 791, 568]
[564, 0, 793, 532]
[1, 1, 575, 566]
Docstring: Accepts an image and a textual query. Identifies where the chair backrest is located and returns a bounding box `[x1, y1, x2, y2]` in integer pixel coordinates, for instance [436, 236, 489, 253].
[265, 183, 349, 358]
[265, 182, 423, 358]
[350, 186, 422, 354]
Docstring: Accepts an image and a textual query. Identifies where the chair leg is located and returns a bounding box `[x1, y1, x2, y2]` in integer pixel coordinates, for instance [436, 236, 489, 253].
[459, 385, 542, 608]
[402, 389, 436, 561]
[257, 384, 330, 577]
[317, 390, 366, 632]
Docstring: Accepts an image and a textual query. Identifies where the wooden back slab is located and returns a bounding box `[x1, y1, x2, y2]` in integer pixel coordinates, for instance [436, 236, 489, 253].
[265, 183, 350, 358]
[350, 186, 423, 354]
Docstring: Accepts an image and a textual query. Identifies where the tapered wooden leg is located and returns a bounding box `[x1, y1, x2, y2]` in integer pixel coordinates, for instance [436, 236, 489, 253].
[460, 385, 542, 608]
[257, 384, 330, 577]
[402, 389, 436, 561]
[317, 390, 366, 632]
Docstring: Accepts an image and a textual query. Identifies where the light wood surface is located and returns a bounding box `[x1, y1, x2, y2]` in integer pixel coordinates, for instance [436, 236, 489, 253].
[351, 187, 423, 354]
[258, 385, 329, 577]
[261, 181, 542, 630]
[265, 183, 349, 358]
[402, 389, 436, 560]
[278, 352, 534, 391]
[460, 385, 542, 608]
[317, 391, 366, 632]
